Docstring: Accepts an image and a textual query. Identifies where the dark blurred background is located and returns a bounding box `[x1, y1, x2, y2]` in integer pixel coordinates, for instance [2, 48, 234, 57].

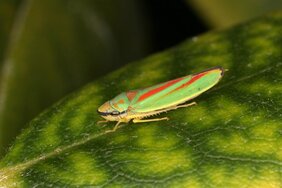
[144, 0, 208, 51]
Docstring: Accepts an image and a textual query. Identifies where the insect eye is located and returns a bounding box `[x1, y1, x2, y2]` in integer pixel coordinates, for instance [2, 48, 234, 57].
[111, 111, 120, 115]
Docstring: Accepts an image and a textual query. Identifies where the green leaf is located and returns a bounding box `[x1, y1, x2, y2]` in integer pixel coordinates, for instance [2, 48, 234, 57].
[0, 12, 281, 187]
[188, 0, 282, 28]
[0, 0, 149, 156]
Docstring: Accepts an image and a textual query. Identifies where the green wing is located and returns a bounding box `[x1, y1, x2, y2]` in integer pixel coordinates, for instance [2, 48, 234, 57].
[129, 67, 224, 113]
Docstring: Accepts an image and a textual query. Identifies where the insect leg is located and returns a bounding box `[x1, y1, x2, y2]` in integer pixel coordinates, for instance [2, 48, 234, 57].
[133, 117, 169, 123]
[105, 121, 122, 133]
[97, 120, 109, 124]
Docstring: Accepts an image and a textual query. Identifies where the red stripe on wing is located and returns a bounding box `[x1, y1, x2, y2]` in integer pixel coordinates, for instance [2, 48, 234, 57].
[175, 72, 207, 90]
[137, 77, 183, 102]
[164, 71, 208, 96]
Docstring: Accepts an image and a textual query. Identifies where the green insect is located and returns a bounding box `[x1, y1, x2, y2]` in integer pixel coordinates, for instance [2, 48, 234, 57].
[98, 67, 224, 131]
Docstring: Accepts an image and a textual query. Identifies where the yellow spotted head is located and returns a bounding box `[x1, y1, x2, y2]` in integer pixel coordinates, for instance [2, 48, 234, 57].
[97, 93, 129, 121]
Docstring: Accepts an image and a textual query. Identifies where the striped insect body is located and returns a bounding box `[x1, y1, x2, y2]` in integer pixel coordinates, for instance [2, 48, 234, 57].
[98, 67, 224, 131]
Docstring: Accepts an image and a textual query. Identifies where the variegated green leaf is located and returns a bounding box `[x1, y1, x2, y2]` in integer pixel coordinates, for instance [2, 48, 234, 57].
[0, 12, 281, 187]
[0, 0, 149, 156]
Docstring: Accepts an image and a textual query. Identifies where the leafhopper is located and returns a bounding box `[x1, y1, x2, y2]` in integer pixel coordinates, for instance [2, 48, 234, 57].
[98, 67, 224, 131]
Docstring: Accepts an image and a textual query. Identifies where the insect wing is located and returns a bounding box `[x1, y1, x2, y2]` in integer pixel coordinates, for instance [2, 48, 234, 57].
[129, 67, 224, 113]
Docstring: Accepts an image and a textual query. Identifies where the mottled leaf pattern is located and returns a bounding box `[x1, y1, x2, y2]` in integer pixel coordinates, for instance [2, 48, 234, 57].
[0, 0, 149, 156]
[0, 12, 281, 187]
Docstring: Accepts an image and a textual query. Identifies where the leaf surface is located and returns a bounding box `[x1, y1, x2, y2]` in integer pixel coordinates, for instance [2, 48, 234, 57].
[0, 0, 149, 155]
[0, 12, 281, 187]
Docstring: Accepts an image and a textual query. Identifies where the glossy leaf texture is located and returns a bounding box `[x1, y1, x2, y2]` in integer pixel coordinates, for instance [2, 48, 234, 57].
[0, 0, 149, 156]
[0, 12, 281, 187]
[187, 0, 282, 28]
